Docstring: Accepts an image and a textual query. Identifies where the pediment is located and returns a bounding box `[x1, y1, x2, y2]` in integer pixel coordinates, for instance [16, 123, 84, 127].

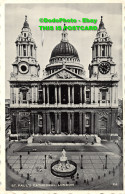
[43, 68, 85, 81]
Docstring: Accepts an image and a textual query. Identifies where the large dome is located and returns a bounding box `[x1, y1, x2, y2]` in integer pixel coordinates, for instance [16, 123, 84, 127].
[50, 41, 79, 62]
[45, 28, 85, 77]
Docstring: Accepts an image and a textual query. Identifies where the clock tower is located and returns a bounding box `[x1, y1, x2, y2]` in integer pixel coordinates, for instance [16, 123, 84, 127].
[10, 16, 40, 80]
[89, 16, 117, 80]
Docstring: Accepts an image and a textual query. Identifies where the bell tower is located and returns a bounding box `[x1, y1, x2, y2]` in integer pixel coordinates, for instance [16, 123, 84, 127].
[10, 16, 40, 80]
[89, 16, 117, 80]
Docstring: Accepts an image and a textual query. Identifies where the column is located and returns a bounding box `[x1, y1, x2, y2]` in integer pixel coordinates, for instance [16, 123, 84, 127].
[98, 90, 100, 104]
[68, 113, 71, 134]
[68, 86, 70, 104]
[79, 112, 82, 134]
[106, 45, 107, 56]
[18, 45, 19, 56]
[84, 86, 86, 103]
[98, 45, 99, 57]
[43, 85, 45, 105]
[13, 87, 15, 104]
[80, 85, 82, 104]
[14, 88, 16, 104]
[43, 112, 46, 134]
[36, 87, 38, 103]
[110, 87, 112, 106]
[72, 85, 74, 104]
[29, 44, 30, 56]
[55, 85, 57, 104]
[93, 113, 95, 134]
[10, 87, 12, 104]
[116, 85, 118, 105]
[113, 86, 116, 104]
[91, 112, 94, 134]
[83, 113, 85, 134]
[100, 45, 102, 57]
[31, 87, 33, 103]
[21, 92, 23, 104]
[57, 113, 59, 134]
[16, 45, 18, 57]
[47, 85, 49, 104]
[21, 45, 23, 57]
[108, 45, 109, 56]
[34, 86, 36, 103]
[47, 113, 51, 134]
[109, 45, 111, 56]
[27, 45, 29, 57]
[93, 86, 95, 103]
[35, 48, 37, 59]
[58, 112, 61, 134]
[12, 87, 14, 104]
[32, 45, 34, 58]
[91, 86, 93, 104]
[71, 112, 74, 134]
[18, 90, 20, 104]
[93, 45, 96, 58]
[59, 85, 61, 104]
[55, 113, 57, 134]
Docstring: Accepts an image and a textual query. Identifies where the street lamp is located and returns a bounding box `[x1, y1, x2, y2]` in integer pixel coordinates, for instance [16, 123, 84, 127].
[20, 155, 22, 169]
[81, 154, 83, 169]
[105, 154, 108, 169]
[29, 120, 30, 137]
[44, 155, 47, 169]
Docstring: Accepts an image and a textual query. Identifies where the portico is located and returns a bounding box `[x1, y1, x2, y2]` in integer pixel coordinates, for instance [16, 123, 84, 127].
[39, 83, 86, 105]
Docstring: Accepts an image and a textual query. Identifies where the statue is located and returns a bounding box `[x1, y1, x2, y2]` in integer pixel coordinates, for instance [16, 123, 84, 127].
[62, 149, 66, 158]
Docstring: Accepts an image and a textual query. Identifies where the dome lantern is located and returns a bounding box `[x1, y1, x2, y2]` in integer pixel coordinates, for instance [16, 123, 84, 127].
[23, 15, 29, 28]
[61, 24, 68, 42]
[45, 24, 85, 77]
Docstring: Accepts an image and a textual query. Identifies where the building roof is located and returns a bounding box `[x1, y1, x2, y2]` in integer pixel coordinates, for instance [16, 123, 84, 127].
[50, 41, 79, 60]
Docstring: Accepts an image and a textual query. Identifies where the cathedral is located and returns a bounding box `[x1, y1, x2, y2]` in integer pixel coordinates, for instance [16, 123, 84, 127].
[9, 16, 119, 141]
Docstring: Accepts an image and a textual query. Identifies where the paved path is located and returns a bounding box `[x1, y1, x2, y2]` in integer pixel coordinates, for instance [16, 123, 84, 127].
[6, 141, 122, 190]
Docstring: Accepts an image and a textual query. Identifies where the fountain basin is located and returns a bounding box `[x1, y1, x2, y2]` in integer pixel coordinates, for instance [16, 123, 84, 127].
[51, 160, 77, 177]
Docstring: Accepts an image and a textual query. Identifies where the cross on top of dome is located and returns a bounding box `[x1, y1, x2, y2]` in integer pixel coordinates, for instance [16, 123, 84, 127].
[23, 15, 29, 28]
[61, 23, 68, 42]
[99, 16, 105, 30]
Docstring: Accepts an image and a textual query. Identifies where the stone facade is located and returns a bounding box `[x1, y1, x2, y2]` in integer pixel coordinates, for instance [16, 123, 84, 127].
[9, 16, 119, 140]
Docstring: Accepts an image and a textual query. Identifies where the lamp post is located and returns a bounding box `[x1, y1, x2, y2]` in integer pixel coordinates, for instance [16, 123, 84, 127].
[81, 154, 83, 169]
[29, 120, 31, 137]
[105, 154, 107, 169]
[20, 155, 22, 169]
[44, 155, 47, 169]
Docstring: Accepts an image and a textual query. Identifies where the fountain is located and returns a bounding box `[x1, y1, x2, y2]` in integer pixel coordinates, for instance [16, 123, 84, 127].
[51, 149, 77, 177]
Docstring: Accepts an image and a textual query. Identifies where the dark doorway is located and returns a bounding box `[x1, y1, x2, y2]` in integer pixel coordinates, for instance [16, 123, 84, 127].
[74, 112, 79, 134]
[86, 127, 91, 134]
[50, 113, 55, 134]
[61, 112, 68, 134]
[74, 85, 80, 104]
[49, 85, 55, 104]
[61, 85, 68, 104]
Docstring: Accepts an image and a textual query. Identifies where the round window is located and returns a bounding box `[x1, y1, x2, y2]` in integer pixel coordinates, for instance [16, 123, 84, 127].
[19, 63, 28, 74]
[21, 65, 27, 72]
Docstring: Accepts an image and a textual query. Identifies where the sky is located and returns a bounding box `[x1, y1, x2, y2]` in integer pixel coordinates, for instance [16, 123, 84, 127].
[5, 3, 122, 99]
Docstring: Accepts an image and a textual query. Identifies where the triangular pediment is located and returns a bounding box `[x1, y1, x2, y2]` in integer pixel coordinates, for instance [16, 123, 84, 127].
[43, 68, 86, 80]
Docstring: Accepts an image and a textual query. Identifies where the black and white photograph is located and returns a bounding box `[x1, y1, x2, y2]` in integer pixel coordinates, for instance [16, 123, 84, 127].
[4, 2, 123, 191]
